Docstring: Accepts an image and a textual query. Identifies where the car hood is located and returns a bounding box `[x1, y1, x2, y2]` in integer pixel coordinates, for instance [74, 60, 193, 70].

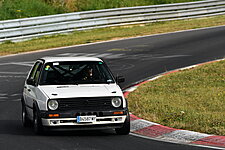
[39, 84, 123, 99]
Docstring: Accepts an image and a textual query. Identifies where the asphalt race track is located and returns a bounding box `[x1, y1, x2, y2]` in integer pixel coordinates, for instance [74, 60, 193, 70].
[0, 26, 225, 150]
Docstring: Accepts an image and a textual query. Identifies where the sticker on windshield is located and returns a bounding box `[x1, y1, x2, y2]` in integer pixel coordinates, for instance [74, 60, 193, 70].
[99, 62, 103, 64]
[53, 62, 59, 66]
[45, 65, 50, 71]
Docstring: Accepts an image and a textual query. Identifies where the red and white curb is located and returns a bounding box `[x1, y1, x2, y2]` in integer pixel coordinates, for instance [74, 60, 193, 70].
[124, 58, 225, 149]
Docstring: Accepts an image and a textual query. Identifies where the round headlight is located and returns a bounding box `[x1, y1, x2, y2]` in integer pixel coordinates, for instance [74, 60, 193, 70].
[48, 100, 58, 110]
[112, 97, 122, 108]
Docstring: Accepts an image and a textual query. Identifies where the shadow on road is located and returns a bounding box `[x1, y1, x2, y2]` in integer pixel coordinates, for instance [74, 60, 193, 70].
[0, 120, 119, 137]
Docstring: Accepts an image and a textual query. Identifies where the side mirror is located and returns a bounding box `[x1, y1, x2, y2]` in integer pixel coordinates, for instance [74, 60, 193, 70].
[116, 76, 125, 83]
[27, 79, 35, 85]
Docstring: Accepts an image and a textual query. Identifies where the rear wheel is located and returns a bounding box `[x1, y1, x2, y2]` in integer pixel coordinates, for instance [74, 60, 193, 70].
[115, 115, 130, 135]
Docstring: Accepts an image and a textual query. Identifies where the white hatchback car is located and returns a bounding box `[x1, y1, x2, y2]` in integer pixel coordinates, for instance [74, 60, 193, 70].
[21, 57, 130, 135]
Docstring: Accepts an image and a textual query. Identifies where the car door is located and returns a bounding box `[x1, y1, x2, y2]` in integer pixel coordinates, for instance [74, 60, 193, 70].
[24, 61, 43, 118]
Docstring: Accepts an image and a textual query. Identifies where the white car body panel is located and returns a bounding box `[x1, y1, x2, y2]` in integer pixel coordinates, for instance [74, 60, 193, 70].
[39, 84, 122, 99]
[38, 84, 126, 111]
[42, 57, 102, 63]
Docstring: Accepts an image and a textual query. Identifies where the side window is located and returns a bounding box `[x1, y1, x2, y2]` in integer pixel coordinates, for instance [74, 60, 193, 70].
[27, 62, 42, 85]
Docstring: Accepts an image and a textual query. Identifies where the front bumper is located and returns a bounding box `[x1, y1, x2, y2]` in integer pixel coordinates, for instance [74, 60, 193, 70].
[40, 109, 129, 127]
[42, 115, 127, 126]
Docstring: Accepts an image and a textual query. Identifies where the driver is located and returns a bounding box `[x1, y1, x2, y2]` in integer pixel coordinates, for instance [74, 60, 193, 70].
[82, 66, 93, 81]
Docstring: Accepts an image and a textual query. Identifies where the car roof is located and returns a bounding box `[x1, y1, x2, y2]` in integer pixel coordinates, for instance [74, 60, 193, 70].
[39, 57, 103, 63]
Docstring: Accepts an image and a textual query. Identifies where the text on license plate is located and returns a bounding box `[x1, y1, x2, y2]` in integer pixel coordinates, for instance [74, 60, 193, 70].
[77, 116, 96, 123]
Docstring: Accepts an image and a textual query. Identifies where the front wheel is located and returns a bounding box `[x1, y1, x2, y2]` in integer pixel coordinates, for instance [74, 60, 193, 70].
[21, 99, 31, 127]
[115, 115, 130, 135]
[33, 109, 44, 135]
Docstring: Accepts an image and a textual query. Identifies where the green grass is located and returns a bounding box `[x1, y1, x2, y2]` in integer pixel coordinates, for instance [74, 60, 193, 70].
[76, 0, 201, 11]
[1, 14, 225, 56]
[0, 0, 65, 20]
[128, 60, 225, 135]
[0, 0, 202, 20]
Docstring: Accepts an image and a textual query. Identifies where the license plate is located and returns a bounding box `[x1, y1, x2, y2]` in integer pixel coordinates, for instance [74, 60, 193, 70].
[77, 116, 96, 123]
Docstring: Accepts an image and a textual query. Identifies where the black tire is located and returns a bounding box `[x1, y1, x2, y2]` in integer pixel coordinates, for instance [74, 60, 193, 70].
[115, 115, 130, 135]
[21, 99, 31, 127]
[33, 108, 44, 135]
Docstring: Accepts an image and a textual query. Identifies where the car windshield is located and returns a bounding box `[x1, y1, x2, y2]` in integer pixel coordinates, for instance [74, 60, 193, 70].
[39, 61, 115, 85]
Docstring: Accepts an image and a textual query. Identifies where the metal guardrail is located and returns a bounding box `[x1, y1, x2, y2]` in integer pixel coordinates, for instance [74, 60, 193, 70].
[0, 0, 225, 43]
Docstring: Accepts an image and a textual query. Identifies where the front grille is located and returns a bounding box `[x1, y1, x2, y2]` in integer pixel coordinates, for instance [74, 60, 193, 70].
[57, 97, 122, 111]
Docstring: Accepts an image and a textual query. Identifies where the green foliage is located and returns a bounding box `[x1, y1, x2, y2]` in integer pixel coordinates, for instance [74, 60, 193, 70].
[0, 0, 65, 20]
[75, 0, 201, 11]
[0, 0, 203, 20]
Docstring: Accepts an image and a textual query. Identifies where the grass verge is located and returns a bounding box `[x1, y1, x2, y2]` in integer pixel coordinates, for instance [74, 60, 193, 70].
[128, 60, 225, 136]
[1, 15, 225, 56]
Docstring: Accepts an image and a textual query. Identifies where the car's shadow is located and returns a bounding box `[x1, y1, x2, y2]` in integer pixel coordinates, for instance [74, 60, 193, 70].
[0, 120, 118, 137]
